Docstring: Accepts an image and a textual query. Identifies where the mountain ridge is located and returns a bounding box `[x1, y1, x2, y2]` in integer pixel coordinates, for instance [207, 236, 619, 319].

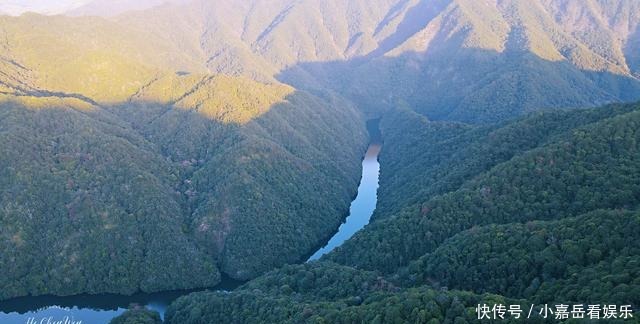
[1, 0, 640, 306]
[164, 101, 640, 323]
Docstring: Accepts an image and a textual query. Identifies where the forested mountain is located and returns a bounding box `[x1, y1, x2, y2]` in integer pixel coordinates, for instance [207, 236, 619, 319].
[277, 0, 640, 122]
[372, 103, 640, 221]
[329, 103, 640, 273]
[99, 0, 640, 122]
[1, 0, 640, 321]
[0, 12, 367, 299]
[166, 102, 640, 323]
[166, 263, 529, 324]
[405, 209, 640, 304]
[3, 0, 639, 119]
[51, 0, 640, 121]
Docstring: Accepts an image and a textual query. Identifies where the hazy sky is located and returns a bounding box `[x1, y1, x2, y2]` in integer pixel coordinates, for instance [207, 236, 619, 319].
[0, 0, 93, 15]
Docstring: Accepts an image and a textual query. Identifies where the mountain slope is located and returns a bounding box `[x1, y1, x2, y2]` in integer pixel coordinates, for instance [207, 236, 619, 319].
[166, 263, 525, 324]
[373, 103, 639, 221]
[329, 103, 640, 272]
[165, 102, 640, 323]
[0, 12, 368, 299]
[405, 209, 640, 304]
[1, 0, 640, 308]
[74, 0, 640, 122]
[0, 96, 221, 298]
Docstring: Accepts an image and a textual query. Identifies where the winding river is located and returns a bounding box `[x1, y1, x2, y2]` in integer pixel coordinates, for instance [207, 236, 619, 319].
[0, 277, 242, 324]
[308, 141, 381, 261]
[0, 121, 382, 324]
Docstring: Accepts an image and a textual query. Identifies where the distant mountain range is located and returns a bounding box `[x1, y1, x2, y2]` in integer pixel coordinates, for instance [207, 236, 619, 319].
[3, 0, 639, 120]
[0, 0, 91, 16]
[67, 0, 191, 17]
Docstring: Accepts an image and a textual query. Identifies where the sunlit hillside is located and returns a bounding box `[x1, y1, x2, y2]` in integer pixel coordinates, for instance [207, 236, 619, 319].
[0, 1, 639, 322]
[0, 9, 368, 298]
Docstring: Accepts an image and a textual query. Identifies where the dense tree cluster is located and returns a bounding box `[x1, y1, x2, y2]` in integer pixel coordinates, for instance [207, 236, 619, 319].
[0, 85, 367, 299]
[373, 103, 639, 222]
[403, 210, 640, 305]
[0, 10, 371, 300]
[329, 104, 640, 274]
[2, 1, 640, 321]
[167, 288, 530, 324]
[0, 100, 221, 299]
[166, 263, 536, 324]
[165, 103, 640, 323]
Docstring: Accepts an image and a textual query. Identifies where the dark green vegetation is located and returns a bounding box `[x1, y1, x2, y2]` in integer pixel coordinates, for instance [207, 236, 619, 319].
[166, 102, 640, 323]
[167, 262, 532, 324]
[373, 102, 640, 222]
[0, 0, 372, 299]
[1, 0, 640, 321]
[0, 91, 366, 299]
[405, 210, 640, 305]
[110, 306, 162, 324]
[0, 99, 221, 298]
[329, 103, 640, 273]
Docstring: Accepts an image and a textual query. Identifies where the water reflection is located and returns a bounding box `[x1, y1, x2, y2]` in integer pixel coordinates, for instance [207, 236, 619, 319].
[308, 141, 381, 261]
[0, 275, 243, 324]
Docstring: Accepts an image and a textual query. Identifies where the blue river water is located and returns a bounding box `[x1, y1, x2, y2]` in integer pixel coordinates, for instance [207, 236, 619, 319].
[308, 142, 381, 261]
[0, 277, 241, 324]
[0, 291, 176, 324]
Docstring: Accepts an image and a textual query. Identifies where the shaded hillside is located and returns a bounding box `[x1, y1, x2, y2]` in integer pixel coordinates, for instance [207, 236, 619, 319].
[165, 102, 640, 323]
[373, 103, 639, 221]
[0, 86, 366, 299]
[280, 44, 640, 123]
[403, 209, 640, 304]
[0, 96, 221, 298]
[329, 103, 640, 272]
[1, 0, 640, 311]
[166, 263, 532, 324]
[0, 11, 368, 298]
